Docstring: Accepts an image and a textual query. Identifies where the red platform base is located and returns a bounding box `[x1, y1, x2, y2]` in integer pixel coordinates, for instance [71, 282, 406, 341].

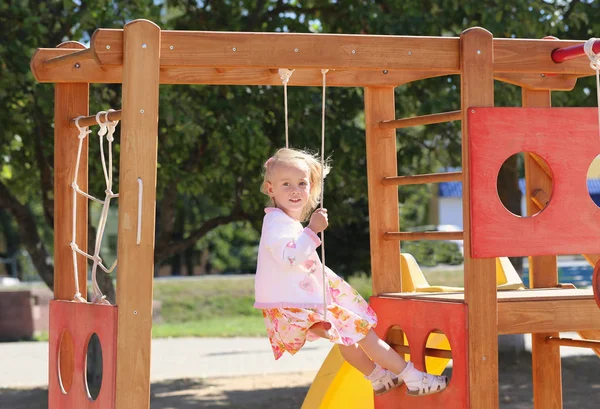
[48, 300, 118, 409]
[370, 296, 468, 409]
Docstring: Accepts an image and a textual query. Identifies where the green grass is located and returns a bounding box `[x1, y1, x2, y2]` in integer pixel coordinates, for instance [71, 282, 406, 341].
[151, 268, 464, 338]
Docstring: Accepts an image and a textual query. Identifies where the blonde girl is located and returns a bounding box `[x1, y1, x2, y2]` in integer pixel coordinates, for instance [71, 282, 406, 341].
[254, 147, 448, 396]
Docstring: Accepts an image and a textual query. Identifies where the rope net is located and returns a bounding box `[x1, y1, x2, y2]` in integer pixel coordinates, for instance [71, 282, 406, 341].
[72, 110, 119, 305]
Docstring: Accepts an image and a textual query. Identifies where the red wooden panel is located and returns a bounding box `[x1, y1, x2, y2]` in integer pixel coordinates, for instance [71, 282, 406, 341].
[49, 300, 117, 409]
[469, 107, 600, 258]
[370, 297, 468, 409]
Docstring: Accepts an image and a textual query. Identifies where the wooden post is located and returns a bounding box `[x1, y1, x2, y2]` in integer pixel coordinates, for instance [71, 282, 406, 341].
[52, 41, 89, 402]
[523, 88, 562, 409]
[460, 28, 499, 409]
[115, 20, 161, 409]
[364, 87, 401, 295]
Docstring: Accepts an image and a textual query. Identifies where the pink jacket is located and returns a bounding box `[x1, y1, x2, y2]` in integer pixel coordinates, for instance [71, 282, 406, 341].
[254, 208, 332, 309]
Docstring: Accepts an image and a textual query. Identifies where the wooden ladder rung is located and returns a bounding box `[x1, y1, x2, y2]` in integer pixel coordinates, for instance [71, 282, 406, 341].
[71, 110, 122, 127]
[384, 231, 464, 241]
[393, 344, 453, 359]
[546, 336, 600, 349]
[382, 171, 462, 186]
[379, 110, 462, 130]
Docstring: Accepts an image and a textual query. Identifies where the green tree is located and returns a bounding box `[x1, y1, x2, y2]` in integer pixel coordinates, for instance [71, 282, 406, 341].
[1, 0, 599, 298]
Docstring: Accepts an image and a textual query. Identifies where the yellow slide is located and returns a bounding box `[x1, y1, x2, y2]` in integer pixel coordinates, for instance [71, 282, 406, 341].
[302, 336, 451, 409]
[302, 254, 523, 409]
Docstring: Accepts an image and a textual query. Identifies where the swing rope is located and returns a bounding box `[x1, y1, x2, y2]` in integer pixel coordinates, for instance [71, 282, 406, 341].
[319, 69, 329, 322]
[278, 68, 331, 326]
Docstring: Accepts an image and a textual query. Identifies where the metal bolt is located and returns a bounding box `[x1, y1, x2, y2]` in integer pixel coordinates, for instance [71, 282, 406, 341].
[294, 48, 299, 53]
[352, 50, 356, 54]
[134, 310, 138, 315]
[408, 51, 412, 56]
[477, 50, 482, 55]
[482, 356, 486, 361]
[142, 43, 147, 49]
[232, 47, 237, 52]
[471, 109, 475, 113]
[106, 45, 111, 50]
[170, 45, 174, 50]
[541, 73, 546, 78]
[74, 63, 80, 69]
[383, 70, 389, 74]
[140, 109, 145, 114]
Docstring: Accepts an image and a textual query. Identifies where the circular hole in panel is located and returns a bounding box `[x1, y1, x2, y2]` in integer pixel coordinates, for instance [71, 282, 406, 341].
[57, 330, 75, 394]
[84, 333, 103, 401]
[424, 329, 452, 385]
[386, 326, 411, 362]
[497, 152, 551, 217]
[586, 154, 600, 209]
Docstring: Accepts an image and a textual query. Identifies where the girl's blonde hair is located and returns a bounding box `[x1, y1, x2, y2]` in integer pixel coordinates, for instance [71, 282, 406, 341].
[261, 148, 331, 221]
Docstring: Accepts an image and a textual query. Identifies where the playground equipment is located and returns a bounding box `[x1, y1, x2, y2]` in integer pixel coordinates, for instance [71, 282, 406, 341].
[31, 20, 600, 409]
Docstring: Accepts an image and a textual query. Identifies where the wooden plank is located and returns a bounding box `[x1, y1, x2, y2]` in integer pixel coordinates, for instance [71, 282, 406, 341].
[87, 28, 596, 74]
[469, 108, 600, 257]
[498, 298, 600, 334]
[379, 110, 461, 129]
[380, 288, 594, 302]
[93, 29, 461, 71]
[495, 73, 577, 91]
[382, 171, 462, 186]
[364, 87, 401, 295]
[546, 336, 600, 348]
[52, 42, 89, 408]
[577, 330, 600, 358]
[384, 231, 463, 241]
[460, 27, 499, 409]
[522, 88, 562, 409]
[115, 20, 161, 409]
[31, 48, 450, 86]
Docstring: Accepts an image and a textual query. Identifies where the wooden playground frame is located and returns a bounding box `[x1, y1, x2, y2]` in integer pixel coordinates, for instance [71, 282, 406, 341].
[31, 19, 600, 409]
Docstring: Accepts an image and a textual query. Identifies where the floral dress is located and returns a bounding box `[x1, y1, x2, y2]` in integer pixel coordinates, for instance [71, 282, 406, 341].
[262, 271, 377, 360]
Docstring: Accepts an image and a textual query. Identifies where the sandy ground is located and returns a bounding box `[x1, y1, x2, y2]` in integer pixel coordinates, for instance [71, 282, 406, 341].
[1, 353, 599, 409]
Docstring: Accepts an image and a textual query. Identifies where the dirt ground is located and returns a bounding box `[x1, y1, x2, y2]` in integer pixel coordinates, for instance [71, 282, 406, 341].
[1, 353, 599, 409]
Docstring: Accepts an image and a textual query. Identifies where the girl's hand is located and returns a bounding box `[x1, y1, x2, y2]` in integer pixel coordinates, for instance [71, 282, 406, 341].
[308, 208, 328, 234]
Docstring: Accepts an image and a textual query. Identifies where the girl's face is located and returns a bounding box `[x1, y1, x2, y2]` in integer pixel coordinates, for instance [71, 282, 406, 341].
[266, 161, 311, 220]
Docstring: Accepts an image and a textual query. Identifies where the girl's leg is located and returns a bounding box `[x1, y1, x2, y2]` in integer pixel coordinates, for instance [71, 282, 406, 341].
[357, 329, 448, 395]
[338, 343, 376, 376]
[356, 329, 408, 375]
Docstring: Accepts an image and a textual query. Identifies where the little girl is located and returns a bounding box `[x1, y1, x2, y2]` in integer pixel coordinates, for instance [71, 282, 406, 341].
[254, 147, 448, 396]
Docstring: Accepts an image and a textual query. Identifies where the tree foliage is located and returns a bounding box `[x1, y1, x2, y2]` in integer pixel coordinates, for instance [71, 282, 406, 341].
[1, 0, 599, 293]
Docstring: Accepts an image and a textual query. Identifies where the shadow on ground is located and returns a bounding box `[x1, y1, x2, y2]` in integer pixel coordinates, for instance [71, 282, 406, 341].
[1, 354, 599, 409]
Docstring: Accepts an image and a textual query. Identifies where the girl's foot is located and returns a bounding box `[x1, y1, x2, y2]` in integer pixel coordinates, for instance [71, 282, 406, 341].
[399, 362, 448, 396]
[365, 364, 403, 395]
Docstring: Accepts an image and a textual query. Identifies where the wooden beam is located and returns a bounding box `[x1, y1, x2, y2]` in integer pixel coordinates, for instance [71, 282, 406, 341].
[498, 298, 600, 334]
[546, 336, 600, 349]
[52, 42, 89, 405]
[87, 29, 596, 75]
[364, 87, 401, 295]
[379, 110, 461, 129]
[115, 20, 161, 409]
[460, 27, 499, 409]
[384, 231, 463, 241]
[42, 47, 93, 68]
[31, 49, 450, 86]
[494, 73, 577, 91]
[382, 171, 462, 186]
[522, 86, 563, 409]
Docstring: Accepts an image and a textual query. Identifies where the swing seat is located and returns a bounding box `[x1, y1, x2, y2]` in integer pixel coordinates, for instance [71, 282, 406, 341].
[309, 321, 332, 339]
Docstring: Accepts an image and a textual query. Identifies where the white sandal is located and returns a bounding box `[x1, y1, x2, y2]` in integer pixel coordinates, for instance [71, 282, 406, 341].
[372, 370, 403, 395]
[406, 372, 448, 396]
